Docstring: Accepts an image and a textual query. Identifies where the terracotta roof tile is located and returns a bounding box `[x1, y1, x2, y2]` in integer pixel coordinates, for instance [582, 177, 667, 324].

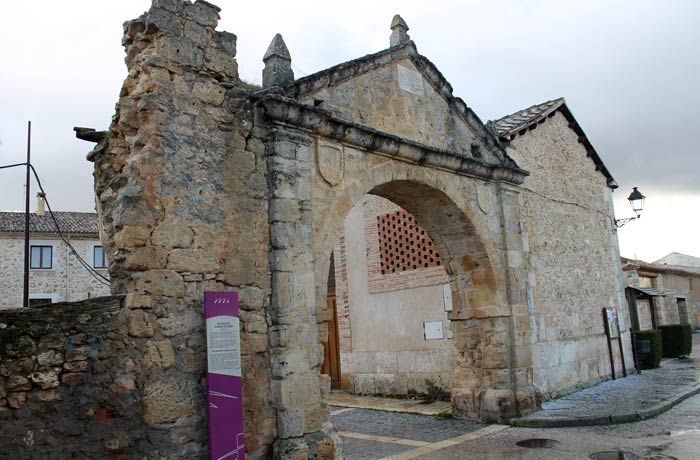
[0, 211, 99, 235]
[492, 98, 565, 138]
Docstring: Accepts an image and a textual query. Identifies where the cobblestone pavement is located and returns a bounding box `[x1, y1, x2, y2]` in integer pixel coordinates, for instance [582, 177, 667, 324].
[407, 391, 700, 460]
[331, 406, 504, 460]
[514, 334, 700, 427]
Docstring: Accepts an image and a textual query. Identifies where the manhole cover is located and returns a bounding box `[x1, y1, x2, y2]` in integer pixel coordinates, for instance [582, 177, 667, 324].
[589, 452, 640, 460]
[516, 438, 560, 448]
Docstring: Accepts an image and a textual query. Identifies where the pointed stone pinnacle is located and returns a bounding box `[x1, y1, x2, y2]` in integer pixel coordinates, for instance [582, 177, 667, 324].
[391, 15, 409, 32]
[263, 33, 291, 62]
[390, 15, 410, 47]
[262, 33, 294, 88]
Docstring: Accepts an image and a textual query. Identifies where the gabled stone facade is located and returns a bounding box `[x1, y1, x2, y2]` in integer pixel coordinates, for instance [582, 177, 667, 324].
[55, 1, 633, 458]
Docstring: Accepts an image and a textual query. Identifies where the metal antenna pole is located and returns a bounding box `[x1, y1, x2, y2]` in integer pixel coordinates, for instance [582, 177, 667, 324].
[23, 121, 31, 308]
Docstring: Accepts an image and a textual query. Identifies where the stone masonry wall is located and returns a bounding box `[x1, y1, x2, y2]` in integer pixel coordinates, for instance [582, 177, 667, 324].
[0, 236, 110, 309]
[506, 111, 633, 399]
[0, 297, 134, 459]
[90, 1, 275, 458]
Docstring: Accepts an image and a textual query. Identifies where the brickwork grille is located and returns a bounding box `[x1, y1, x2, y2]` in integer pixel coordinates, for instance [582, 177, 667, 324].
[377, 210, 442, 274]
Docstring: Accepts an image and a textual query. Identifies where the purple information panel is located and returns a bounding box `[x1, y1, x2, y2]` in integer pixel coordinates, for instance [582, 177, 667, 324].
[205, 291, 245, 460]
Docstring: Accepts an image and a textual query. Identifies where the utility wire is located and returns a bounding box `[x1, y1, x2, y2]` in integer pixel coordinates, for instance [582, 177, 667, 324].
[28, 165, 110, 286]
[0, 162, 27, 170]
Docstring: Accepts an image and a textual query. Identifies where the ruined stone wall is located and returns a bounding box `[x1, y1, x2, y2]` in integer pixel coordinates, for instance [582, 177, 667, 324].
[90, 1, 275, 458]
[0, 236, 110, 309]
[506, 111, 633, 398]
[0, 297, 135, 459]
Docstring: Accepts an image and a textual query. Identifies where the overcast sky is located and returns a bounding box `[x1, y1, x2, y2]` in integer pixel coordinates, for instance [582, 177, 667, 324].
[1, 0, 698, 262]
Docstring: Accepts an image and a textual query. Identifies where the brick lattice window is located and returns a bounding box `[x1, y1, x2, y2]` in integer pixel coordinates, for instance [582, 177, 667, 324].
[377, 210, 442, 274]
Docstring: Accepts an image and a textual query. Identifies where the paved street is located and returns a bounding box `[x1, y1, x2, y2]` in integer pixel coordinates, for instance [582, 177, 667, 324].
[333, 392, 700, 459]
[333, 334, 700, 459]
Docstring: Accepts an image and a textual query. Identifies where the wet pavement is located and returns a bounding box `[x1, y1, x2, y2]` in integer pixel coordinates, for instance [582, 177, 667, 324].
[331, 333, 700, 459]
[513, 333, 700, 427]
[331, 406, 503, 460]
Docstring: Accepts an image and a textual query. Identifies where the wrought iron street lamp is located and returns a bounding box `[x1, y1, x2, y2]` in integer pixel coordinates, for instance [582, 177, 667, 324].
[615, 187, 646, 228]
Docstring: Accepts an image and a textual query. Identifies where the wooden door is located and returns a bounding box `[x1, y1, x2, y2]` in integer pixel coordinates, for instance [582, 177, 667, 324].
[322, 294, 341, 389]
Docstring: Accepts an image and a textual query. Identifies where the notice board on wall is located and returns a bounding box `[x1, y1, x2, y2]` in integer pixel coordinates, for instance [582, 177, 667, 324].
[205, 291, 245, 460]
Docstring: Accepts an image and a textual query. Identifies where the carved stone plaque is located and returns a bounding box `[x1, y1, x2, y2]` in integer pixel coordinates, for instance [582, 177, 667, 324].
[317, 140, 344, 186]
[397, 65, 424, 96]
[476, 183, 492, 214]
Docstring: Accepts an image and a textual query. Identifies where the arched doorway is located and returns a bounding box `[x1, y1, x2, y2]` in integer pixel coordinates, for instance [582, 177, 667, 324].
[314, 179, 515, 422]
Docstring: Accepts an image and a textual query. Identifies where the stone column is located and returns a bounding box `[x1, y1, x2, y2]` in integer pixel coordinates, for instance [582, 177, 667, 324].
[267, 129, 340, 460]
[488, 184, 537, 420]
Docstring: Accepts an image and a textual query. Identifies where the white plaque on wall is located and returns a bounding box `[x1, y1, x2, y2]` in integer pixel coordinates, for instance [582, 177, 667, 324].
[442, 284, 453, 311]
[397, 65, 424, 96]
[424, 320, 444, 340]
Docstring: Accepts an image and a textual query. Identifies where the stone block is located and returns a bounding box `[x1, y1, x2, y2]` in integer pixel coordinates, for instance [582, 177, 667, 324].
[34, 389, 62, 402]
[375, 374, 407, 395]
[143, 379, 198, 425]
[142, 340, 175, 369]
[7, 391, 27, 409]
[192, 80, 225, 106]
[372, 350, 400, 374]
[205, 47, 238, 79]
[7, 376, 31, 392]
[128, 310, 156, 338]
[0, 378, 5, 398]
[241, 333, 268, 355]
[269, 324, 315, 349]
[409, 349, 453, 373]
[397, 351, 410, 373]
[270, 198, 302, 223]
[176, 350, 205, 374]
[301, 404, 329, 436]
[63, 361, 88, 373]
[61, 373, 85, 385]
[168, 248, 220, 273]
[273, 438, 309, 460]
[124, 293, 153, 309]
[66, 347, 89, 362]
[134, 270, 185, 297]
[147, 6, 183, 36]
[353, 374, 376, 395]
[4, 336, 36, 358]
[340, 352, 375, 374]
[270, 374, 321, 409]
[481, 389, 517, 423]
[277, 408, 303, 438]
[115, 225, 151, 248]
[124, 246, 168, 270]
[152, 218, 193, 249]
[240, 311, 267, 334]
[30, 368, 61, 389]
[157, 308, 202, 337]
[215, 31, 236, 55]
[37, 350, 64, 367]
[270, 348, 312, 379]
[156, 36, 204, 68]
[115, 376, 137, 396]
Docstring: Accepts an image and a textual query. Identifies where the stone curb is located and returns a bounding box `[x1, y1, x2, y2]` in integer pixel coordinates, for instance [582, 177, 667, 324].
[509, 383, 700, 428]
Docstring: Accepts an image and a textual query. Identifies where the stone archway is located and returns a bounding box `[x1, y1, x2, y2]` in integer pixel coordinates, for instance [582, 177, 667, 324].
[311, 176, 521, 419]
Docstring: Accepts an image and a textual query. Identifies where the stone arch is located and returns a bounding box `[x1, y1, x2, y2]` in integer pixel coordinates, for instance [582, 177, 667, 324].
[309, 168, 515, 424]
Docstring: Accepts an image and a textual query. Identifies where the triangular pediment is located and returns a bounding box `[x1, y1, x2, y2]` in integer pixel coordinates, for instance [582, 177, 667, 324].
[281, 43, 520, 172]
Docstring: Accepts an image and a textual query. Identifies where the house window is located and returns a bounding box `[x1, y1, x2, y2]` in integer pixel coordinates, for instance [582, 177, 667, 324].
[29, 298, 53, 307]
[93, 246, 108, 269]
[30, 245, 53, 269]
